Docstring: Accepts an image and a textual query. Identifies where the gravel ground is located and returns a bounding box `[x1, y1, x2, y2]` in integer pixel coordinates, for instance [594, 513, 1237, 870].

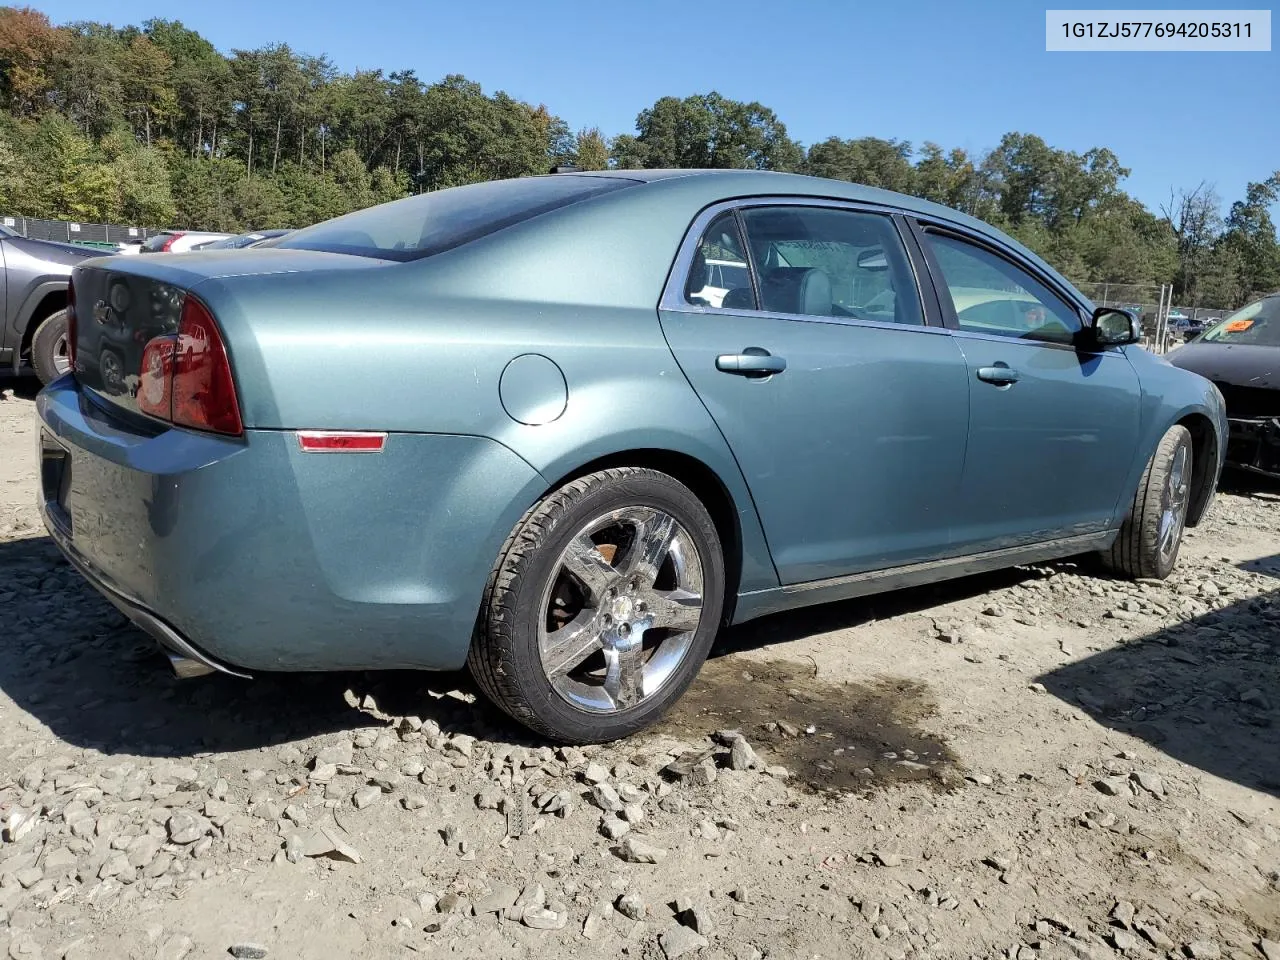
[1, 381, 1278, 960]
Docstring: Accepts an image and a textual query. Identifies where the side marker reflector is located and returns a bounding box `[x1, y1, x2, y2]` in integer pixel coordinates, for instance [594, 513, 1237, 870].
[297, 431, 387, 453]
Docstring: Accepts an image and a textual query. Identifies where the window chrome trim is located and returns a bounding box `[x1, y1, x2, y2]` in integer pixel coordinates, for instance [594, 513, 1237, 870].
[659, 196, 937, 331]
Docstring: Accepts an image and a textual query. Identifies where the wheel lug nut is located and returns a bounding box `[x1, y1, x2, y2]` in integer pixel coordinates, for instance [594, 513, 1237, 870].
[602, 614, 612, 626]
[636, 601, 647, 612]
[619, 623, 631, 638]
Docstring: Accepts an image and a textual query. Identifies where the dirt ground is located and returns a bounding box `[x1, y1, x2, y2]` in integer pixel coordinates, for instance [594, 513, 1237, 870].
[1, 379, 1277, 960]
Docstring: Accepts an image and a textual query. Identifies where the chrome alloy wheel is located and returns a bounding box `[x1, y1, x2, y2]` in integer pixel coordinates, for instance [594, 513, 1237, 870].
[537, 506, 705, 713]
[1157, 442, 1190, 564]
[52, 332, 71, 376]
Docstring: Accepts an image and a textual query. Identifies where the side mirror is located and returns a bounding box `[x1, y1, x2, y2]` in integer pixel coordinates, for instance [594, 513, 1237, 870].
[1090, 306, 1141, 346]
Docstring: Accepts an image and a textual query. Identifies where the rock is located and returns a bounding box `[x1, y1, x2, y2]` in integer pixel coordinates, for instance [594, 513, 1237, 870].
[584, 762, 610, 783]
[298, 826, 362, 864]
[522, 906, 567, 930]
[436, 892, 470, 915]
[1111, 900, 1136, 928]
[98, 851, 132, 880]
[583, 902, 612, 940]
[228, 946, 269, 960]
[591, 783, 624, 813]
[473, 884, 519, 915]
[616, 893, 647, 920]
[126, 834, 163, 869]
[600, 817, 630, 840]
[6, 937, 41, 960]
[676, 904, 715, 936]
[401, 795, 429, 811]
[2, 808, 36, 843]
[308, 763, 338, 784]
[445, 734, 475, 758]
[167, 812, 209, 844]
[1110, 930, 1139, 952]
[352, 786, 382, 809]
[616, 837, 666, 863]
[474, 785, 502, 810]
[155, 934, 192, 960]
[314, 742, 354, 767]
[1094, 776, 1129, 796]
[660, 924, 709, 958]
[1136, 921, 1175, 951]
[1258, 940, 1280, 960]
[616, 783, 645, 804]
[1185, 942, 1220, 959]
[663, 748, 718, 782]
[729, 738, 759, 772]
[1131, 771, 1165, 796]
[14, 867, 42, 888]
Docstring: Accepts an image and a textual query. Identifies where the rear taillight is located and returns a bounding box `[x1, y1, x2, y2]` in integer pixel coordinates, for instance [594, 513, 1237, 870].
[160, 232, 184, 252]
[66, 277, 77, 371]
[137, 295, 242, 436]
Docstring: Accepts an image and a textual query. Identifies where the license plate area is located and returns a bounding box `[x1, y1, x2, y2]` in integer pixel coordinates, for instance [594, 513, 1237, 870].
[40, 429, 72, 535]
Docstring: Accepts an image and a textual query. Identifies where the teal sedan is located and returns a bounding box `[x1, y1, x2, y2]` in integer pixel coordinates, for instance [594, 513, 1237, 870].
[38, 170, 1227, 742]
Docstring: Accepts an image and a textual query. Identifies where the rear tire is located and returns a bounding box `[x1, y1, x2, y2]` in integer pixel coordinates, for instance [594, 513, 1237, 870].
[31, 309, 70, 384]
[1100, 425, 1193, 580]
[468, 467, 725, 743]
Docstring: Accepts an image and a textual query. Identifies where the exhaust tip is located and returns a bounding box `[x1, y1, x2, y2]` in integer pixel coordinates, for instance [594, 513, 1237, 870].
[167, 651, 217, 679]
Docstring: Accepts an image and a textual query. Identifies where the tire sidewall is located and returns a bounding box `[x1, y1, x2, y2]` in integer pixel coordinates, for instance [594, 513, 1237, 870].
[1150, 427, 1193, 579]
[31, 309, 69, 384]
[499, 472, 725, 742]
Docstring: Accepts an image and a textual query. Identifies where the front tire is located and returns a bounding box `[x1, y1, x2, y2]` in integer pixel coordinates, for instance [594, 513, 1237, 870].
[468, 467, 725, 743]
[31, 309, 71, 384]
[1101, 425, 1193, 580]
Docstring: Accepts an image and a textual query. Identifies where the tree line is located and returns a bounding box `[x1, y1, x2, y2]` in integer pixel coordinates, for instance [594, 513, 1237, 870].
[0, 7, 1276, 307]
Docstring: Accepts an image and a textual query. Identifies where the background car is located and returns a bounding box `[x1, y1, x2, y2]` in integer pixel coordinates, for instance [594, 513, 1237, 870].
[188, 229, 293, 251]
[139, 231, 235, 254]
[1167, 293, 1280, 477]
[40, 170, 1226, 743]
[0, 224, 110, 383]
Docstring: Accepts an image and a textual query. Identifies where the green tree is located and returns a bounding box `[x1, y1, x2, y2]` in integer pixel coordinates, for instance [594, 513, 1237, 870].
[806, 137, 916, 193]
[626, 93, 802, 170]
[573, 127, 609, 170]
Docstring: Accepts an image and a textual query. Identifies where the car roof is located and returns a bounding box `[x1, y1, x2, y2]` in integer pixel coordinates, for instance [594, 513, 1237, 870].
[565, 169, 1070, 296]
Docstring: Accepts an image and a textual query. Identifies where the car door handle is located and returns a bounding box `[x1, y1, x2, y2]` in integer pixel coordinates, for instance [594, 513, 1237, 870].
[716, 350, 787, 376]
[976, 365, 1020, 386]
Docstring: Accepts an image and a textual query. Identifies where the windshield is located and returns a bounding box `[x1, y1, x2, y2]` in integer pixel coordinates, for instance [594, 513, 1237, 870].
[276, 175, 639, 262]
[1199, 295, 1280, 346]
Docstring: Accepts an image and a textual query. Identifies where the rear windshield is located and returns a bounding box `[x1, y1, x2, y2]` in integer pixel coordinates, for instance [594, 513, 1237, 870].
[275, 175, 639, 262]
[1200, 295, 1280, 346]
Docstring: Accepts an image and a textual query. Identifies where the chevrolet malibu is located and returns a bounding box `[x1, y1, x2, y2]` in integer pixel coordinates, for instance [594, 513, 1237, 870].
[38, 170, 1227, 743]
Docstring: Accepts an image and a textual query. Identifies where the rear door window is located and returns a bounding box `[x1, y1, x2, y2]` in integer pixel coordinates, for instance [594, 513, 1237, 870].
[738, 206, 923, 324]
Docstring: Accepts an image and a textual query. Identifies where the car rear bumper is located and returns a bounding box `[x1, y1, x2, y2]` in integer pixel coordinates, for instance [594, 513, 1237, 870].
[1225, 416, 1280, 478]
[36, 377, 546, 673]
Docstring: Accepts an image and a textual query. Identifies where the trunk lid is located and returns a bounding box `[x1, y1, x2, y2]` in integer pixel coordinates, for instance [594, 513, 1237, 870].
[71, 249, 390, 420]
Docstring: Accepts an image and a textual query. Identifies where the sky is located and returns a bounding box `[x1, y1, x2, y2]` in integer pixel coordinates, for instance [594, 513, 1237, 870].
[34, 0, 1280, 215]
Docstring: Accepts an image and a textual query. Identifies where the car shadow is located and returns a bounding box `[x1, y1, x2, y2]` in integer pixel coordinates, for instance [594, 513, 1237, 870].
[1037, 586, 1280, 797]
[0, 534, 535, 759]
[0, 378, 42, 401]
[0, 527, 1053, 758]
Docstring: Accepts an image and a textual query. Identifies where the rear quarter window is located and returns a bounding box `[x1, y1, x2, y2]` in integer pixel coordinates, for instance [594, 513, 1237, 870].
[276, 175, 640, 262]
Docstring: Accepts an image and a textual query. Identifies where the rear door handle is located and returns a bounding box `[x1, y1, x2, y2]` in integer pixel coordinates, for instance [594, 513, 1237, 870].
[716, 350, 787, 377]
[976, 364, 1019, 386]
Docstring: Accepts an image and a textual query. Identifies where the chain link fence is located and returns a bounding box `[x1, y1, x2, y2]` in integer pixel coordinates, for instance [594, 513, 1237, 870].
[1072, 280, 1232, 353]
[1, 215, 160, 250]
